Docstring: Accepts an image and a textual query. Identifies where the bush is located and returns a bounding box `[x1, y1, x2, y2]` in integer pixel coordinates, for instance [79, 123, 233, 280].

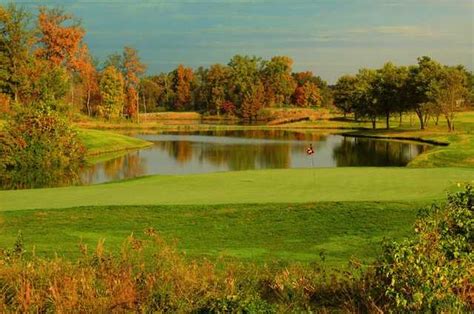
[373, 185, 473, 311]
[0, 105, 86, 189]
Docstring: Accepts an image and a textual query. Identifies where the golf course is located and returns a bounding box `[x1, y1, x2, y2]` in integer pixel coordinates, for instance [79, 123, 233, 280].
[1, 112, 473, 267]
[0, 1, 472, 309]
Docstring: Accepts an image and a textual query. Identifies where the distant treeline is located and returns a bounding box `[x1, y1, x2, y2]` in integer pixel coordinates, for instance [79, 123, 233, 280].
[333, 58, 474, 131]
[137, 56, 333, 121]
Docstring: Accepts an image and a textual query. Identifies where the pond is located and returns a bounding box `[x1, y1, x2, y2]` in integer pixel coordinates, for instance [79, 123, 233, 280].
[81, 130, 431, 184]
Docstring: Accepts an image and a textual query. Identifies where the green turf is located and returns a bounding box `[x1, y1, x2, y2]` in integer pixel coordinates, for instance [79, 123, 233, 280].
[0, 202, 423, 266]
[77, 128, 152, 160]
[1, 168, 473, 211]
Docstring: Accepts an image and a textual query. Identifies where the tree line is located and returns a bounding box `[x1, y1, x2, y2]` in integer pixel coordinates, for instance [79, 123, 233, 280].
[333, 58, 473, 131]
[138, 56, 332, 121]
[0, 4, 332, 122]
[0, 4, 472, 128]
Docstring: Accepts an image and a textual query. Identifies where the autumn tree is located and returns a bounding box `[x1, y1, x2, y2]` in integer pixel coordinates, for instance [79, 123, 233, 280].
[171, 64, 194, 111]
[0, 4, 33, 103]
[98, 66, 124, 119]
[152, 73, 175, 110]
[261, 56, 296, 106]
[122, 47, 146, 120]
[194, 64, 231, 115]
[74, 46, 99, 116]
[241, 81, 265, 121]
[291, 71, 321, 107]
[36, 7, 89, 109]
[35, 7, 84, 69]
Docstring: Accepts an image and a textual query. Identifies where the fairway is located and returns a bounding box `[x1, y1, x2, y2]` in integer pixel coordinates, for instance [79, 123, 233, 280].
[1, 167, 472, 211]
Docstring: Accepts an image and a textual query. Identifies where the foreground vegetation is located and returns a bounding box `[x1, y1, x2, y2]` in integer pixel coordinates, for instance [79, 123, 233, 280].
[0, 187, 471, 312]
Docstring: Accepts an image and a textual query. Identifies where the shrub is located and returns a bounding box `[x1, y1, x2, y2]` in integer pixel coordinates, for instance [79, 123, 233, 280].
[0, 105, 86, 189]
[373, 185, 473, 311]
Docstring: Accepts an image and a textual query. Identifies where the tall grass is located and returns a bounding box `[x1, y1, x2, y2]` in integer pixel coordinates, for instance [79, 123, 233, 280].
[0, 230, 386, 313]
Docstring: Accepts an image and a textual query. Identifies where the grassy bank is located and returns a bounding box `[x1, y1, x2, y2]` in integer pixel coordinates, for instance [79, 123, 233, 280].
[77, 129, 152, 161]
[1, 168, 473, 211]
[0, 202, 421, 265]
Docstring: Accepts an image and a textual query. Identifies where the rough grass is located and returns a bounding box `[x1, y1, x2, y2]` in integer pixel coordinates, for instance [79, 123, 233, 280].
[1, 168, 473, 211]
[0, 202, 422, 266]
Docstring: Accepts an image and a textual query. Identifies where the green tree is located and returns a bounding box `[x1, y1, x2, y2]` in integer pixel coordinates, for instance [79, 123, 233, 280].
[354, 69, 378, 129]
[139, 77, 162, 113]
[406, 56, 444, 130]
[228, 55, 263, 120]
[373, 62, 409, 129]
[261, 56, 296, 106]
[0, 4, 32, 102]
[333, 75, 358, 118]
[98, 66, 124, 119]
[429, 66, 469, 131]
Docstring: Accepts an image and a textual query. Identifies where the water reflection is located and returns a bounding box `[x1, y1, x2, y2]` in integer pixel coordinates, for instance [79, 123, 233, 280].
[81, 130, 430, 185]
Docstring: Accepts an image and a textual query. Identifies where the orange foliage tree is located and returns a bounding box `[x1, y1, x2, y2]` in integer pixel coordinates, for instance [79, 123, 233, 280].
[36, 7, 93, 109]
[173, 64, 194, 111]
[292, 71, 322, 107]
[36, 7, 84, 69]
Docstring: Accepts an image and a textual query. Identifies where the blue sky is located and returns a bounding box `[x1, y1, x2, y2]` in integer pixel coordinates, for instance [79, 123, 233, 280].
[5, 0, 474, 83]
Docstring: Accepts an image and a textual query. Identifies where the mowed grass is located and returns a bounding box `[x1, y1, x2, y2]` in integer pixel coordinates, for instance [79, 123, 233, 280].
[1, 168, 473, 211]
[77, 128, 152, 159]
[0, 202, 422, 266]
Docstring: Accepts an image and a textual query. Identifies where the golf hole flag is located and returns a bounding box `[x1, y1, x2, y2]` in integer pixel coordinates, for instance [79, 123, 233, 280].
[306, 144, 315, 155]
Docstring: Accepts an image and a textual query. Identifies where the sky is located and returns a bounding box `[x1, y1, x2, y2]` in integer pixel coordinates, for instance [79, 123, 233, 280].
[4, 0, 474, 83]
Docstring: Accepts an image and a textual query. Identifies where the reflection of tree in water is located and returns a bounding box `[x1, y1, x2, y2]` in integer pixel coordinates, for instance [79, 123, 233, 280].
[176, 129, 326, 143]
[80, 151, 147, 184]
[333, 137, 429, 166]
[101, 152, 146, 180]
[201, 144, 291, 170]
[157, 141, 193, 164]
[155, 137, 292, 171]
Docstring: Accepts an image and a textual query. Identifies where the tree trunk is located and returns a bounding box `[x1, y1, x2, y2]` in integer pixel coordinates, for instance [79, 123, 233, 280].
[423, 113, 430, 128]
[386, 112, 390, 129]
[371, 117, 376, 129]
[415, 110, 424, 130]
[136, 90, 140, 124]
[86, 87, 91, 116]
[447, 119, 452, 131]
[399, 112, 403, 126]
